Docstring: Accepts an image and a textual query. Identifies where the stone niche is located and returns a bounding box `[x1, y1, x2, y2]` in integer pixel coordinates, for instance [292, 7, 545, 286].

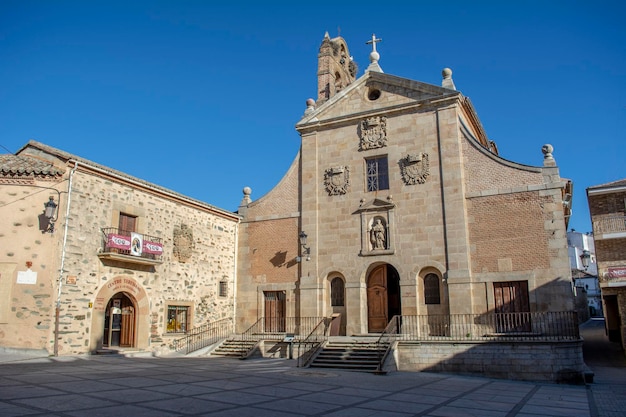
[354, 198, 395, 256]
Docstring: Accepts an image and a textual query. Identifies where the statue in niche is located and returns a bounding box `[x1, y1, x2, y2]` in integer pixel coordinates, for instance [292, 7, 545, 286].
[370, 218, 386, 250]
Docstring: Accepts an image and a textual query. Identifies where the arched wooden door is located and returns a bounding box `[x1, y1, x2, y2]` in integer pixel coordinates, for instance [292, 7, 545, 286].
[367, 265, 388, 332]
[367, 264, 401, 333]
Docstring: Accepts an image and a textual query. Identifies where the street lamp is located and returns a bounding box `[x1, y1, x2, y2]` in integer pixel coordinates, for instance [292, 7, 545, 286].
[299, 231, 311, 262]
[580, 249, 591, 270]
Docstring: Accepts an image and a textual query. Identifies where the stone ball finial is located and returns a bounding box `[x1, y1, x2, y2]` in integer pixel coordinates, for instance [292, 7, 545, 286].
[442, 68, 452, 79]
[370, 50, 380, 63]
[542, 144, 554, 159]
[243, 186, 252, 196]
[306, 98, 315, 107]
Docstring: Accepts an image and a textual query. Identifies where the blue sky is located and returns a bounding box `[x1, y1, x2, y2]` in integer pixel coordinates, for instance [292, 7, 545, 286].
[1, 1, 624, 233]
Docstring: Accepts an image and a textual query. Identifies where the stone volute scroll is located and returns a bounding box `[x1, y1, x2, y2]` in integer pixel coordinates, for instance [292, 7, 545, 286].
[173, 223, 194, 263]
[324, 165, 350, 195]
[358, 115, 387, 151]
[400, 152, 430, 185]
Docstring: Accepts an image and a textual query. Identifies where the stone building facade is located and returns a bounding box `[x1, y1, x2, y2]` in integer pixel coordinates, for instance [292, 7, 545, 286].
[0, 141, 239, 355]
[587, 178, 626, 351]
[236, 34, 575, 336]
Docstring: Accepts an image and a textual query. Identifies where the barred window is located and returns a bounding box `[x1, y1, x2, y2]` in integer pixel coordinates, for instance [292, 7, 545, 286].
[331, 277, 345, 306]
[366, 156, 389, 192]
[166, 305, 189, 333]
[219, 281, 228, 297]
[424, 274, 441, 305]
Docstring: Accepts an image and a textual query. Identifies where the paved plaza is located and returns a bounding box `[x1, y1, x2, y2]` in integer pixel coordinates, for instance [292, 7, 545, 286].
[0, 318, 623, 417]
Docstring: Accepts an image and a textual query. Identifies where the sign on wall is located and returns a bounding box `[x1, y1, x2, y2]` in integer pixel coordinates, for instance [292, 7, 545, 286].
[16, 269, 37, 284]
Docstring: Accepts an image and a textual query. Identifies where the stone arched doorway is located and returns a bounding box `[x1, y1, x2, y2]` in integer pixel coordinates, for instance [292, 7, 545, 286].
[90, 276, 150, 352]
[367, 264, 401, 333]
[103, 292, 136, 347]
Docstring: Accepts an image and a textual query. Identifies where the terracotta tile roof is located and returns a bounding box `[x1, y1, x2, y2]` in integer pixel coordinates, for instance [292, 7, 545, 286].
[0, 154, 64, 176]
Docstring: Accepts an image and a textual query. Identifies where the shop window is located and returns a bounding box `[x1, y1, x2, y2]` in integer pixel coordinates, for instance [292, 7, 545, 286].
[167, 305, 189, 333]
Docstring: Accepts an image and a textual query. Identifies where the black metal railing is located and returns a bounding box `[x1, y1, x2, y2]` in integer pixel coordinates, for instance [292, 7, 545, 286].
[238, 317, 325, 358]
[297, 317, 329, 367]
[100, 227, 163, 262]
[173, 317, 233, 354]
[375, 315, 401, 373]
[394, 312, 579, 342]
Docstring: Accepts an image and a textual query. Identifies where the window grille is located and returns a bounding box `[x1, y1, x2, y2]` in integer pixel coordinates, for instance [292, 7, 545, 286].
[366, 156, 389, 191]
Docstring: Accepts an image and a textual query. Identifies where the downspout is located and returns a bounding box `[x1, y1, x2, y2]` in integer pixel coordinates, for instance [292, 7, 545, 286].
[53, 161, 78, 356]
[232, 221, 239, 334]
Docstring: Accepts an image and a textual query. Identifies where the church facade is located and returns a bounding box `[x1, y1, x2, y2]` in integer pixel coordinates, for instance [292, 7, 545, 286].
[235, 33, 575, 337]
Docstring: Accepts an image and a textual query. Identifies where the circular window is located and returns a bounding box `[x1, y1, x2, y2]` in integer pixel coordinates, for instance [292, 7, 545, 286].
[368, 88, 381, 101]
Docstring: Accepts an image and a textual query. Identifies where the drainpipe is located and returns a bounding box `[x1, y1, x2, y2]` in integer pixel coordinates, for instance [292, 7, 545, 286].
[53, 161, 78, 356]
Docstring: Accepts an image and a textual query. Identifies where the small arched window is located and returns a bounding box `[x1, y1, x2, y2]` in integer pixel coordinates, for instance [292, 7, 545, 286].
[331, 277, 345, 306]
[424, 273, 441, 305]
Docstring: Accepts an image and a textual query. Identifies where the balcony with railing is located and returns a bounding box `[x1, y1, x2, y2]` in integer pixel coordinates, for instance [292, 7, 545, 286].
[98, 227, 164, 266]
[593, 215, 626, 239]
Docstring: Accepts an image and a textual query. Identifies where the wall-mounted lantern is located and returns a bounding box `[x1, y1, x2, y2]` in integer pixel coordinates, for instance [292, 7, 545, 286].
[298, 231, 311, 262]
[44, 196, 58, 233]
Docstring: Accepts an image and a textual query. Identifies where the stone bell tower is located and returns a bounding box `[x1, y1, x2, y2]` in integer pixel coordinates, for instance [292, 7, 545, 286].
[317, 32, 358, 105]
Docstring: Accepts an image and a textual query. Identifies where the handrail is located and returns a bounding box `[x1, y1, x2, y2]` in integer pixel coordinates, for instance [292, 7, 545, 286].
[238, 317, 326, 358]
[375, 315, 400, 373]
[238, 318, 264, 358]
[173, 317, 233, 354]
[296, 317, 328, 367]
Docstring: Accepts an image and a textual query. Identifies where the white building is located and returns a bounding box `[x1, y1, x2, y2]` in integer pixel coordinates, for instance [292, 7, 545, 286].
[568, 230, 602, 316]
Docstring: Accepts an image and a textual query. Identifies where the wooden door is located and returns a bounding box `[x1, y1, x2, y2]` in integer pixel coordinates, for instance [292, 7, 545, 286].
[120, 305, 135, 347]
[367, 265, 388, 332]
[264, 291, 286, 332]
[494, 281, 531, 332]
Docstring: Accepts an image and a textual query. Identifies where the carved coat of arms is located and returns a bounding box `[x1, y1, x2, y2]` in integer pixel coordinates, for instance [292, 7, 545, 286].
[400, 153, 430, 185]
[324, 166, 350, 195]
[173, 223, 194, 263]
[359, 116, 387, 150]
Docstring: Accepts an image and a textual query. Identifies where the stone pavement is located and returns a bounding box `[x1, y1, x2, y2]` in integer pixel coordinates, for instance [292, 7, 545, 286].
[0, 319, 622, 417]
[580, 318, 626, 417]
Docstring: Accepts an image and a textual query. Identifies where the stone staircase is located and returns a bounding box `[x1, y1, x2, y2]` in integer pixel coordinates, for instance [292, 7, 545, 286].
[210, 338, 258, 357]
[308, 338, 390, 372]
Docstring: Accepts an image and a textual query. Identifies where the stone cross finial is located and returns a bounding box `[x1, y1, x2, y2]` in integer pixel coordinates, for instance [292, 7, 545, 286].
[366, 34, 382, 53]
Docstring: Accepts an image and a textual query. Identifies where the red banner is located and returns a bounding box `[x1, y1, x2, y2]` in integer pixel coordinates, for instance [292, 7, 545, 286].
[107, 234, 163, 255]
[608, 267, 626, 279]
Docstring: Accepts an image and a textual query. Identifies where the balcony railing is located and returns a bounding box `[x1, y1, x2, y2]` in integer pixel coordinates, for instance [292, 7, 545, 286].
[99, 227, 164, 263]
[593, 215, 626, 235]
